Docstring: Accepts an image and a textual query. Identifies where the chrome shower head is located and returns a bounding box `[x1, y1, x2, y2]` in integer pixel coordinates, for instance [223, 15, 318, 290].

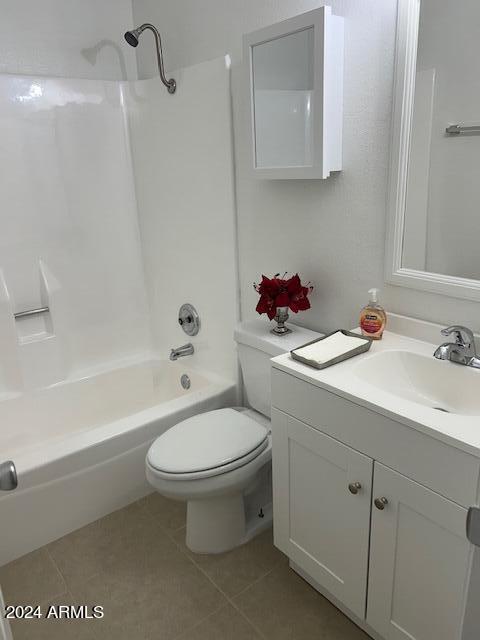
[124, 29, 141, 47]
[123, 23, 176, 94]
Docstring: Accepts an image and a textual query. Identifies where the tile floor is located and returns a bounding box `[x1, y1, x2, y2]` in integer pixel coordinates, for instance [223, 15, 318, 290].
[0, 494, 370, 640]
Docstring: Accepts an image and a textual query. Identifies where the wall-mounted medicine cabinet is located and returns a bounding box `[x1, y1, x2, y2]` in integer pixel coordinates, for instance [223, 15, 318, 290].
[244, 7, 344, 180]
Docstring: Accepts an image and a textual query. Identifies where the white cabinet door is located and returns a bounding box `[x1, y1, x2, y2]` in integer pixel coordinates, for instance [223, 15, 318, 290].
[368, 463, 472, 640]
[272, 409, 373, 618]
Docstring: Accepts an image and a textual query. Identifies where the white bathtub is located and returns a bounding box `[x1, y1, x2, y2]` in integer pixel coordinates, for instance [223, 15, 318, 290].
[0, 359, 237, 565]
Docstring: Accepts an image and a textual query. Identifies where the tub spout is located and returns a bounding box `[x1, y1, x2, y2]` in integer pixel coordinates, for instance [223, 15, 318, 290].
[170, 343, 194, 361]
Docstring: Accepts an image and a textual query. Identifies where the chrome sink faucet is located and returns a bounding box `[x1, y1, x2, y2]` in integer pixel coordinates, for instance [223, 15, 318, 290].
[170, 343, 194, 361]
[433, 325, 480, 369]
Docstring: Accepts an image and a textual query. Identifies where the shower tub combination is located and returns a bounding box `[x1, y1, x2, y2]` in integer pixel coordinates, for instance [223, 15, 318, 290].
[0, 21, 238, 569]
[0, 359, 236, 566]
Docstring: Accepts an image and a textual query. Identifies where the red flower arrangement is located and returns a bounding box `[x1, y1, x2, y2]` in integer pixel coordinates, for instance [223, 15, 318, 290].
[254, 273, 313, 320]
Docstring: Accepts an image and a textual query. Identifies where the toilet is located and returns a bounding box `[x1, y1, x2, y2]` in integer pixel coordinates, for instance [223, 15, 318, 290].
[146, 319, 321, 554]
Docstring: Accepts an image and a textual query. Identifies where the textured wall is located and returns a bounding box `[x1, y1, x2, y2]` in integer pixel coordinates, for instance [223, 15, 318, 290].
[0, 0, 137, 80]
[132, 0, 480, 333]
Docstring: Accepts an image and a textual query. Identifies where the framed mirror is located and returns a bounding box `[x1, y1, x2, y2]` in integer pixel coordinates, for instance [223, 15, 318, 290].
[386, 0, 480, 301]
[243, 7, 343, 180]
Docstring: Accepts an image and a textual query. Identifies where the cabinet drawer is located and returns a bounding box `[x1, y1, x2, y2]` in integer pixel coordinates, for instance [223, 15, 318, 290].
[272, 368, 480, 507]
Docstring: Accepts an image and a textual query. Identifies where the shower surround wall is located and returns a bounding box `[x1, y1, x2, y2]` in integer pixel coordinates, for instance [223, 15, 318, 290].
[0, 60, 239, 394]
[0, 74, 151, 392]
[126, 56, 239, 384]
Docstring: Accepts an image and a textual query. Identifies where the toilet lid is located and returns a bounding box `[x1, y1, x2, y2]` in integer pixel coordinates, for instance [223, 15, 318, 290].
[147, 408, 269, 475]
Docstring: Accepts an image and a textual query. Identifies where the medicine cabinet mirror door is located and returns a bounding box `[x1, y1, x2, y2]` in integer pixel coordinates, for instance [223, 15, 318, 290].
[243, 7, 343, 180]
[386, 0, 480, 301]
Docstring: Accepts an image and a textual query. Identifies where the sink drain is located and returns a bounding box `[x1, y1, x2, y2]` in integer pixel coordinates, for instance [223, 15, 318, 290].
[433, 406, 449, 413]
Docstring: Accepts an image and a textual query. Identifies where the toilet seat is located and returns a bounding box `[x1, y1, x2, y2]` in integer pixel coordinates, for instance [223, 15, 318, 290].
[147, 408, 269, 480]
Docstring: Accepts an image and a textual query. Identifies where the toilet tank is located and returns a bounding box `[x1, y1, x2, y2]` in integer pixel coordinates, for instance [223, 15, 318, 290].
[234, 319, 322, 418]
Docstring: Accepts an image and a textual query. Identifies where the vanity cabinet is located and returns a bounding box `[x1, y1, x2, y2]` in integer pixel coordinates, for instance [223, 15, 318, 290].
[271, 369, 476, 640]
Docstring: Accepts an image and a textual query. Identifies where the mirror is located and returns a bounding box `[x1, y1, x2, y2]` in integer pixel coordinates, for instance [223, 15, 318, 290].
[386, 0, 480, 300]
[244, 7, 344, 180]
[252, 28, 314, 169]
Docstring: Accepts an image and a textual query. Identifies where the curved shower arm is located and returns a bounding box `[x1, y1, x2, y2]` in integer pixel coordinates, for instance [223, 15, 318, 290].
[142, 24, 176, 94]
[125, 23, 176, 94]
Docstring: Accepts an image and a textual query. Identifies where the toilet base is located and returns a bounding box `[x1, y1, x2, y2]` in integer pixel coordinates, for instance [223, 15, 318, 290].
[186, 494, 272, 554]
[184, 456, 273, 554]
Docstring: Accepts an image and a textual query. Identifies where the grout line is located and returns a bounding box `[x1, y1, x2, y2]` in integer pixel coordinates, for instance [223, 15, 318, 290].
[164, 527, 269, 639]
[229, 561, 280, 600]
[224, 597, 268, 640]
[45, 546, 101, 601]
[43, 547, 69, 602]
[170, 602, 232, 640]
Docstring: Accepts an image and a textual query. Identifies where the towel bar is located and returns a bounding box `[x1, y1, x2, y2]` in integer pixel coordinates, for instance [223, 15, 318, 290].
[14, 306, 49, 319]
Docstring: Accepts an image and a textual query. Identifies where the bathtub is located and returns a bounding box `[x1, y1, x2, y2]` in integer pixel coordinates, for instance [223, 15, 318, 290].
[0, 359, 237, 565]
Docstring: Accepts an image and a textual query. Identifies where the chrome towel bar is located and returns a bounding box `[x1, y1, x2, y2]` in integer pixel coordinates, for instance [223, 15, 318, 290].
[14, 306, 49, 319]
[446, 124, 480, 135]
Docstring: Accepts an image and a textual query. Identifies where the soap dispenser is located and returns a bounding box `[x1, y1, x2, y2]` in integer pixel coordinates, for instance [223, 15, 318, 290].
[360, 288, 386, 340]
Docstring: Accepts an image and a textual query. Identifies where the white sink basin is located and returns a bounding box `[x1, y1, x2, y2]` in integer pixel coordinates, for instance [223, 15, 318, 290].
[354, 350, 480, 416]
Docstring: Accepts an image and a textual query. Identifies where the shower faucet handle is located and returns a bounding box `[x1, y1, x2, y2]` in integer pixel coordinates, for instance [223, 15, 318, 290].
[0, 460, 17, 491]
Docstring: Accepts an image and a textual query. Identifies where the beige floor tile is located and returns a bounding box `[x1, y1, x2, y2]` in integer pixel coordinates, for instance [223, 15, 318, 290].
[138, 492, 187, 533]
[48, 501, 175, 591]
[9, 592, 99, 640]
[73, 543, 228, 640]
[172, 526, 285, 597]
[323, 607, 371, 640]
[176, 604, 263, 640]
[0, 548, 67, 606]
[233, 563, 341, 640]
[2, 501, 366, 640]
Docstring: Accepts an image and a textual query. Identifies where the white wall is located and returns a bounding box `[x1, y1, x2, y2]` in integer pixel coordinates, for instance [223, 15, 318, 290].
[126, 57, 239, 383]
[132, 0, 480, 334]
[0, 0, 137, 80]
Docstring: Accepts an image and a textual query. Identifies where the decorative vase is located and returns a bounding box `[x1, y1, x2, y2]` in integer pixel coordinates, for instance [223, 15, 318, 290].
[271, 306, 292, 336]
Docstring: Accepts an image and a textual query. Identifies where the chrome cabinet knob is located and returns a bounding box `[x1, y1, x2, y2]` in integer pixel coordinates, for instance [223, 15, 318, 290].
[348, 482, 362, 495]
[374, 497, 389, 510]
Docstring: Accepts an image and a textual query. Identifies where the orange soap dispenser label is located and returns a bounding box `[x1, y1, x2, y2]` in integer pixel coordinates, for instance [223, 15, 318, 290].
[360, 311, 383, 335]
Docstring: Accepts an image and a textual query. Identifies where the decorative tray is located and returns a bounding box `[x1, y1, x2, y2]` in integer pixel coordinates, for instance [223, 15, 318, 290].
[290, 329, 373, 370]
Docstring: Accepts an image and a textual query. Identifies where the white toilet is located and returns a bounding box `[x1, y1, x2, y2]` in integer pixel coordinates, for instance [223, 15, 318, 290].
[146, 319, 320, 554]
